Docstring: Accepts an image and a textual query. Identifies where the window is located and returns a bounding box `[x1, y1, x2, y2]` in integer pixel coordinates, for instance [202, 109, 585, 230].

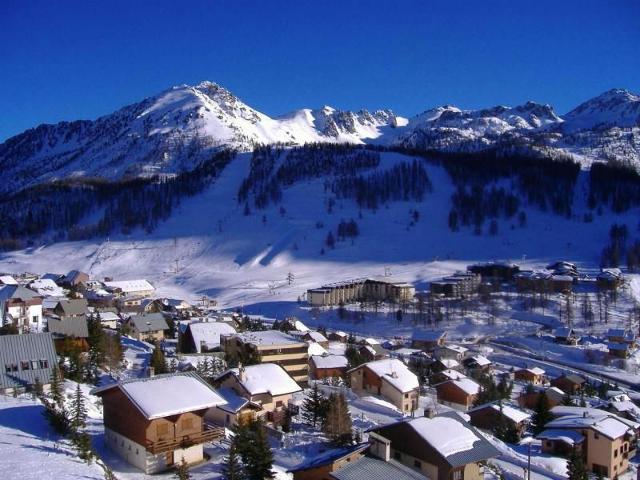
[20, 361, 30, 371]
[5, 364, 18, 373]
[30, 360, 38, 370]
[404, 393, 409, 399]
[414, 460, 422, 469]
[614, 448, 618, 458]
[594, 433, 599, 439]
[393, 451, 401, 460]
[39, 360, 49, 369]
[276, 401, 283, 408]
[452, 469, 463, 480]
[32, 315, 39, 323]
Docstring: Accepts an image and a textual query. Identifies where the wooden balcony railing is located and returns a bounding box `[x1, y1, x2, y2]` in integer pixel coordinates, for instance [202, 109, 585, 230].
[145, 424, 225, 455]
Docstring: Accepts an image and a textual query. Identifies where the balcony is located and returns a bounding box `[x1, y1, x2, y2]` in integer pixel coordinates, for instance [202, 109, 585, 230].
[145, 423, 224, 455]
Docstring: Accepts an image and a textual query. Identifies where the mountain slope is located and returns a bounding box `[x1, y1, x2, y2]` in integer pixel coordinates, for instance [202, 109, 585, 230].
[1, 83, 639, 196]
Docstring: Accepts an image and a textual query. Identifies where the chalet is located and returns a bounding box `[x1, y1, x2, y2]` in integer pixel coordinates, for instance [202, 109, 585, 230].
[537, 429, 585, 457]
[514, 270, 552, 292]
[308, 341, 328, 357]
[597, 268, 623, 290]
[92, 372, 226, 474]
[288, 443, 370, 480]
[97, 311, 121, 330]
[607, 328, 636, 346]
[279, 316, 309, 332]
[542, 408, 638, 478]
[608, 342, 632, 358]
[118, 296, 147, 313]
[328, 331, 348, 343]
[53, 298, 88, 320]
[514, 367, 546, 385]
[303, 331, 329, 349]
[551, 374, 585, 394]
[431, 358, 460, 373]
[0, 285, 44, 333]
[210, 363, 302, 426]
[349, 359, 419, 412]
[221, 330, 309, 383]
[462, 355, 492, 375]
[518, 386, 565, 409]
[467, 262, 520, 282]
[368, 412, 500, 480]
[144, 298, 192, 314]
[435, 378, 480, 411]
[547, 261, 579, 278]
[61, 270, 90, 288]
[550, 275, 574, 293]
[434, 344, 467, 362]
[468, 402, 531, 439]
[104, 279, 155, 298]
[309, 354, 348, 380]
[430, 369, 466, 385]
[206, 387, 262, 428]
[358, 343, 388, 362]
[47, 313, 90, 352]
[0, 333, 58, 395]
[553, 327, 580, 345]
[179, 321, 237, 354]
[307, 277, 415, 307]
[411, 330, 446, 351]
[126, 313, 169, 342]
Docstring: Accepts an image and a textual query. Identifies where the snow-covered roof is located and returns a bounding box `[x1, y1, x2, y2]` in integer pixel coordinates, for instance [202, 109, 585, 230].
[310, 354, 348, 369]
[232, 330, 304, 346]
[98, 311, 120, 322]
[188, 321, 237, 353]
[224, 363, 302, 397]
[308, 342, 328, 356]
[306, 331, 328, 343]
[438, 358, 460, 369]
[522, 367, 545, 376]
[440, 369, 466, 381]
[470, 403, 530, 423]
[331, 330, 347, 338]
[28, 278, 66, 297]
[362, 358, 419, 393]
[364, 337, 380, 345]
[0, 275, 18, 285]
[551, 275, 574, 282]
[538, 429, 584, 445]
[442, 344, 468, 354]
[448, 378, 480, 395]
[92, 372, 226, 420]
[467, 355, 491, 367]
[548, 407, 638, 439]
[407, 416, 481, 457]
[216, 387, 260, 413]
[129, 312, 168, 333]
[104, 279, 155, 294]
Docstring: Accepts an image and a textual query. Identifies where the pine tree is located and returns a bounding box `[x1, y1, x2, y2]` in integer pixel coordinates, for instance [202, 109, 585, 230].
[532, 392, 553, 434]
[50, 367, 64, 408]
[323, 393, 352, 446]
[32, 377, 44, 399]
[150, 342, 168, 374]
[174, 458, 192, 480]
[566, 448, 588, 480]
[87, 312, 106, 383]
[238, 420, 274, 480]
[74, 431, 94, 464]
[302, 383, 328, 428]
[69, 383, 88, 433]
[221, 441, 245, 480]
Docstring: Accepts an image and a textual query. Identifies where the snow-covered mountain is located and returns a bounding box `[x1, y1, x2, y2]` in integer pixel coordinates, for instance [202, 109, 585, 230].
[1, 82, 639, 194]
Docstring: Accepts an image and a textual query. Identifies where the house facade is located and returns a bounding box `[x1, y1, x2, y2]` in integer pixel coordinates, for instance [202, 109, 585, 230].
[435, 378, 480, 411]
[0, 285, 44, 333]
[349, 359, 419, 413]
[307, 277, 415, 307]
[92, 372, 226, 474]
[0, 332, 58, 395]
[514, 367, 546, 385]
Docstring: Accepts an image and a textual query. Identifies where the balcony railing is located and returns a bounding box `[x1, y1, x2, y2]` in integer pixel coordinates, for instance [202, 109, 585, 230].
[145, 423, 225, 455]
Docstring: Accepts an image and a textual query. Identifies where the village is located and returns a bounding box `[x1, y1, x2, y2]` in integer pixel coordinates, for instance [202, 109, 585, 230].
[1, 260, 640, 480]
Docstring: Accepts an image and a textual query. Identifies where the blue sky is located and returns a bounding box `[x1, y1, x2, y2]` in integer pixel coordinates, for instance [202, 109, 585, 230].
[1, 0, 639, 141]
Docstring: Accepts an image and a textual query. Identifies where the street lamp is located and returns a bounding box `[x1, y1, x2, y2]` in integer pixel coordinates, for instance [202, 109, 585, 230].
[520, 435, 535, 480]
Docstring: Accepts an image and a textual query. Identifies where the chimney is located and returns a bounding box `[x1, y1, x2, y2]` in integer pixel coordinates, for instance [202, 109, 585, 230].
[424, 407, 436, 418]
[238, 363, 246, 382]
[390, 371, 398, 379]
[147, 366, 155, 377]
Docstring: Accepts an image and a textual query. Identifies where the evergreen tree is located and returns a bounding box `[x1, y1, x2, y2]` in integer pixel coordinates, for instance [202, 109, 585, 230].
[32, 377, 44, 399]
[245, 420, 274, 480]
[302, 383, 329, 428]
[87, 312, 106, 383]
[221, 441, 245, 480]
[323, 393, 352, 446]
[566, 448, 588, 480]
[69, 383, 88, 433]
[561, 392, 574, 406]
[150, 342, 168, 374]
[174, 458, 192, 480]
[74, 431, 94, 464]
[50, 367, 64, 408]
[531, 392, 553, 434]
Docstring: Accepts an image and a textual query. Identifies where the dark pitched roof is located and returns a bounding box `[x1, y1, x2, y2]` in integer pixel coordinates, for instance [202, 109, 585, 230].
[129, 312, 168, 333]
[47, 316, 89, 339]
[288, 444, 369, 473]
[0, 333, 58, 389]
[56, 299, 88, 316]
[0, 285, 41, 301]
[330, 456, 428, 480]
